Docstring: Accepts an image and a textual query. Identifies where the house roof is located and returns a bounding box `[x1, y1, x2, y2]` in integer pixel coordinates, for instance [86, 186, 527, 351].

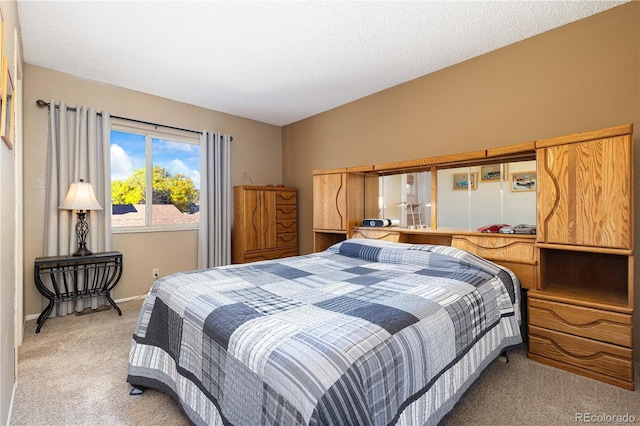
[112, 204, 199, 227]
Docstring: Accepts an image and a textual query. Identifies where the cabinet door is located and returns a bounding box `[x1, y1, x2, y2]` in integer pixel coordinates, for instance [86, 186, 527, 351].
[261, 190, 277, 249]
[244, 189, 277, 251]
[537, 134, 632, 249]
[313, 173, 347, 231]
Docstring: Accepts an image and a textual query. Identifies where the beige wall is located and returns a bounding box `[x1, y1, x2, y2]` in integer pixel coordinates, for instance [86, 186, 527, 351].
[283, 3, 640, 359]
[23, 65, 283, 317]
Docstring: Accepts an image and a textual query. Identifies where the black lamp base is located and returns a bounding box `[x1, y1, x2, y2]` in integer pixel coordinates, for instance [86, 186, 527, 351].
[73, 211, 93, 256]
[72, 245, 93, 257]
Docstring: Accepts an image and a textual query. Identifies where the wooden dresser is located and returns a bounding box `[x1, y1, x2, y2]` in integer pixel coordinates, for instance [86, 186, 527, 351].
[232, 185, 298, 264]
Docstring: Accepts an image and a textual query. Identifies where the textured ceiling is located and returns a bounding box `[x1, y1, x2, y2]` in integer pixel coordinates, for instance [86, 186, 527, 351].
[18, 1, 627, 127]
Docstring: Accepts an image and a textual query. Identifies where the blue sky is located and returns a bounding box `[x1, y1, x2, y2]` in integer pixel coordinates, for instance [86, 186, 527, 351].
[110, 130, 201, 189]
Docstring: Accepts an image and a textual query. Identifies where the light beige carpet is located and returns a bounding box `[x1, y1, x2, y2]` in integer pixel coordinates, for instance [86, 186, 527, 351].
[11, 298, 640, 425]
[11, 298, 188, 426]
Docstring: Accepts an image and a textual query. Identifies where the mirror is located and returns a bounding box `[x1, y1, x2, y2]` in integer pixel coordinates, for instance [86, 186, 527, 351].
[379, 170, 432, 229]
[377, 159, 536, 231]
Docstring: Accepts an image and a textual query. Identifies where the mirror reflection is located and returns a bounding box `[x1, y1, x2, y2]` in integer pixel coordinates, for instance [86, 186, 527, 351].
[379, 171, 432, 229]
[378, 160, 536, 231]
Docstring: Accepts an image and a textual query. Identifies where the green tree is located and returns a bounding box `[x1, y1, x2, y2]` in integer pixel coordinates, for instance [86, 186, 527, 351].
[111, 168, 145, 205]
[112, 166, 199, 213]
[167, 173, 200, 213]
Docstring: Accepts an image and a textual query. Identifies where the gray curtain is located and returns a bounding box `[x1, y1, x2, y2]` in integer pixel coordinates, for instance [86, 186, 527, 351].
[43, 101, 112, 315]
[198, 131, 231, 268]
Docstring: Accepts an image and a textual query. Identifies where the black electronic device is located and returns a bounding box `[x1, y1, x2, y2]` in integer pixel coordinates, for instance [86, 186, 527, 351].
[361, 218, 392, 227]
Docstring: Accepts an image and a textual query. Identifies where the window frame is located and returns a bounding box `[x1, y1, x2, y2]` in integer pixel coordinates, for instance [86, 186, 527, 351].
[110, 119, 202, 233]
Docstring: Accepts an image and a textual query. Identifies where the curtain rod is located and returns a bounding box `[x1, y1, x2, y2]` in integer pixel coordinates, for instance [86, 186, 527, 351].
[36, 99, 233, 141]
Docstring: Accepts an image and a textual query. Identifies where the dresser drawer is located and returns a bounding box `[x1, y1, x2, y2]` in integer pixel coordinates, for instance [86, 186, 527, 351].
[245, 247, 298, 263]
[277, 205, 297, 220]
[451, 235, 535, 263]
[452, 235, 536, 289]
[276, 191, 297, 205]
[529, 325, 633, 383]
[529, 298, 632, 347]
[351, 228, 401, 242]
[494, 261, 536, 290]
[277, 218, 297, 233]
[276, 232, 297, 248]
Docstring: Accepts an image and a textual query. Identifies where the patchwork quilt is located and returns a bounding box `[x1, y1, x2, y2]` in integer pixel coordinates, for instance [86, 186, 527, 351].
[127, 239, 522, 425]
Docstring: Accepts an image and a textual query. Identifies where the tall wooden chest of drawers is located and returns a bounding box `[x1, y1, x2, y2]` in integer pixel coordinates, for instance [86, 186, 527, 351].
[232, 186, 298, 264]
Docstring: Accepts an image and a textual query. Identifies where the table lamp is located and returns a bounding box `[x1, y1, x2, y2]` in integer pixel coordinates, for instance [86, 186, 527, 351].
[59, 179, 103, 256]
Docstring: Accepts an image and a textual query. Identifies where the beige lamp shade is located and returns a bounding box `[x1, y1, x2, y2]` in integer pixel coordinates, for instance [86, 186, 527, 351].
[59, 180, 103, 211]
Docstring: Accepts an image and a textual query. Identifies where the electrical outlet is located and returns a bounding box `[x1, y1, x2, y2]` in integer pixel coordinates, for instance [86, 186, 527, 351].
[152, 268, 160, 280]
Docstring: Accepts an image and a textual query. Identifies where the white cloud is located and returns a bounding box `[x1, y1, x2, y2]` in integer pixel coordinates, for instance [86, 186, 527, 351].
[110, 144, 135, 181]
[191, 170, 201, 190]
[167, 158, 201, 189]
[167, 158, 189, 175]
[156, 139, 197, 153]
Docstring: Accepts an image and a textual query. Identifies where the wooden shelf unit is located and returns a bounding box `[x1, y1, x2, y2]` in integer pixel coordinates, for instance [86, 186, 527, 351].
[312, 124, 635, 390]
[528, 124, 634, 390]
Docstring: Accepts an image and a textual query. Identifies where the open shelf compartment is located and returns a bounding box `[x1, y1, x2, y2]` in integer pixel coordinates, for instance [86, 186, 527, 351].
[537, 247, 632, 312]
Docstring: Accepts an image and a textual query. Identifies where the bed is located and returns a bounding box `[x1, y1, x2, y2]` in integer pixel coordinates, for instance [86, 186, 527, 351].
[127, 239, 522, 425]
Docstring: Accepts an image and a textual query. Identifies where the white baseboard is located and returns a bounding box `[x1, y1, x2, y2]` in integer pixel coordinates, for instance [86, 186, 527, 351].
[6, 379, 16, 426]
[24, 313, 39, 322]
[24, 293, 148, 322]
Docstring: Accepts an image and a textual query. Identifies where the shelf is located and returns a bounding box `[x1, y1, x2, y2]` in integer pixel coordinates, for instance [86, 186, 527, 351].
[537, 242, 632, 256]
[354, 226, 536, 238]
[313, 231, 347, 252]
[536, 247, 632, 312]
[529, 285, 631, 313]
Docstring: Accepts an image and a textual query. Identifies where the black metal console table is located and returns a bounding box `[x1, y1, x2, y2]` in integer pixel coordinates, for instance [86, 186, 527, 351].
[34, 251, 123, 333]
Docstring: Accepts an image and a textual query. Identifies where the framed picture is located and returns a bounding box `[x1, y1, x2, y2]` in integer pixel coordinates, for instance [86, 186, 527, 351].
[510, 171, 536, 192]
[503, 163, 509, 181]
[1, 56, 14, 149]
[452, 172, 478, 191]
[0, 19, 4, 137]
[480, 164, 502, 182]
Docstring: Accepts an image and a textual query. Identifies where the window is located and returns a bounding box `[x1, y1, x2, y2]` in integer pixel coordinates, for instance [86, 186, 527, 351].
[110, 123, 201, 230]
